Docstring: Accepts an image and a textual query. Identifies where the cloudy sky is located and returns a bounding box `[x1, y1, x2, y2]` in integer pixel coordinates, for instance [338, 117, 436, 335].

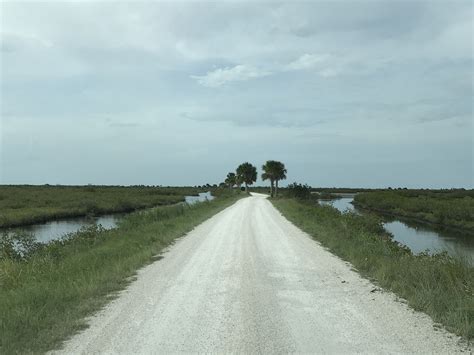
[1, 0, 472, 187]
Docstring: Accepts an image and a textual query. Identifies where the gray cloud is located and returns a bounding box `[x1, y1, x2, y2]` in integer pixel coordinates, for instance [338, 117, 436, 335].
[1, 1, 472, 187]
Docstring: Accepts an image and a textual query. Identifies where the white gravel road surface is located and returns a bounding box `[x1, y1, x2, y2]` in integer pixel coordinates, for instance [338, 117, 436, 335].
[56, 194, 468, 354]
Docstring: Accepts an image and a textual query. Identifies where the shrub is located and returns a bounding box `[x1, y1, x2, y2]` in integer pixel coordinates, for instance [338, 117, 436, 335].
[286, 182, 312, 200]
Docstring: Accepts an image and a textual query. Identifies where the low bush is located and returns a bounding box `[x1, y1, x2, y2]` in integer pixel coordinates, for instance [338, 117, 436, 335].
[286, 182, 312, 200]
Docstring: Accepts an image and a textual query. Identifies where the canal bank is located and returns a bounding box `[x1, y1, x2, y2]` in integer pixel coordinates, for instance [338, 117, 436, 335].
[1, 192, 214, 245]
[319, 196, 474, 263]
[272, 197, 474, 341]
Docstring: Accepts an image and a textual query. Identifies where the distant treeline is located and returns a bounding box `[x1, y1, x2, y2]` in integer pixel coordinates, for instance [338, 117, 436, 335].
[312, 187, 474, 195]
[353, 190, 474, 233]
[312, 187, 379, 193]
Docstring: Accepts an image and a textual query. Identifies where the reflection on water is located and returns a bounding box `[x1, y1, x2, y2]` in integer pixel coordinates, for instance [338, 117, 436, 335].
[319, 197, 474, 262]
[384, 220, 474, 258]
[185, 191, 215, 205]
[2, 192, 214, 244]
[8, 215, 123, 244]
[319, 197, 355, 213]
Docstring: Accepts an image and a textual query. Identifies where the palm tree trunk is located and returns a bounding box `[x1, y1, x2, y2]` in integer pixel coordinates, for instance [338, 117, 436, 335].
[275, 180, 278, 197]
[270, 180, 274, 197]
[245, 182, 248, 193]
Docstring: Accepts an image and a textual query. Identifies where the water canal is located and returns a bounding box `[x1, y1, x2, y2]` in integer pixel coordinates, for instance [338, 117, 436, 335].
[319, 196, 474, 262]
[2, 192, 215, 244]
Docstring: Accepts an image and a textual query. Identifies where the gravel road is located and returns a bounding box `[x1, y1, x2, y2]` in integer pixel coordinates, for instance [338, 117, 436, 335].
[56, 194, 467, 354]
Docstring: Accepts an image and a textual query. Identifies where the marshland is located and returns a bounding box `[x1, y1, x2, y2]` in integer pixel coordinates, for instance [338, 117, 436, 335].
[1, 0, 472, 353]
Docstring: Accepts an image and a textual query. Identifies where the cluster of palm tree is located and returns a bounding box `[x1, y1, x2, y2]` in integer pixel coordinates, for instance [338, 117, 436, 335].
[224, 160, 287, 197]
[261, 160, 287, 197]
[224, 162, 256, 192]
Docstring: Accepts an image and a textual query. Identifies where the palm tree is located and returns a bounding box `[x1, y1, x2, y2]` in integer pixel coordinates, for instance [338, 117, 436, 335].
[274, 161, 287, 197]
[262, 160, 287, 197]
[262, 160, 279, 197]
[236, 162, 257, 193]
[235, 174, 244, 189]
[261, 171, 273, 196]
[225, 172, 236, 188]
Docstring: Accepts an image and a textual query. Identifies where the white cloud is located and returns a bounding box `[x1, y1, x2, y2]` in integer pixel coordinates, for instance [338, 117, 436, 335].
[1, 1, 472, 187]
[285, 53, 330, 71]
[191, 53, 337, 88]
[191, 65, 271, 87]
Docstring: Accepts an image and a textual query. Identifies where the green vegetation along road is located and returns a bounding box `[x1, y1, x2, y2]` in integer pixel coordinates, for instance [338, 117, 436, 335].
[272, 196, 473, 340]
[0, 185, 202, 228]
[51, 194, 467, 353]
[0, 190, 243, 353]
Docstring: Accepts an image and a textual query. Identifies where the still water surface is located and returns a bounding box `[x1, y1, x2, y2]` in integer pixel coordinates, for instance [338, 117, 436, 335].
[185, 191, 215, 205]
[319, 197, 474, 262]
[3, 192, 214, 244]
[5, 192, 472, 262]
[10, 215, 123, 244]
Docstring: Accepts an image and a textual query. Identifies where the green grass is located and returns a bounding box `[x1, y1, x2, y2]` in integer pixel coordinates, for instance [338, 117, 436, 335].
[272, 198, 474, 341]
[0, 189, 245, 354]
[0, 185, 204, 228]
[353, 190, 474, 233]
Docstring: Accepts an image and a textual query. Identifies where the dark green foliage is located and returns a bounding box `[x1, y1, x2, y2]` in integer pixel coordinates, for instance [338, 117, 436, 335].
[261, 160, 287, 197]
[272, 198, 474, 340]
[353, 190, 474, 233]
[236, 162, 257, 192]
[286, 182, 312, 200]
[224, 172, 237, 188]
[0, 190, 244, 353]
[0, 185, 203, 228]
